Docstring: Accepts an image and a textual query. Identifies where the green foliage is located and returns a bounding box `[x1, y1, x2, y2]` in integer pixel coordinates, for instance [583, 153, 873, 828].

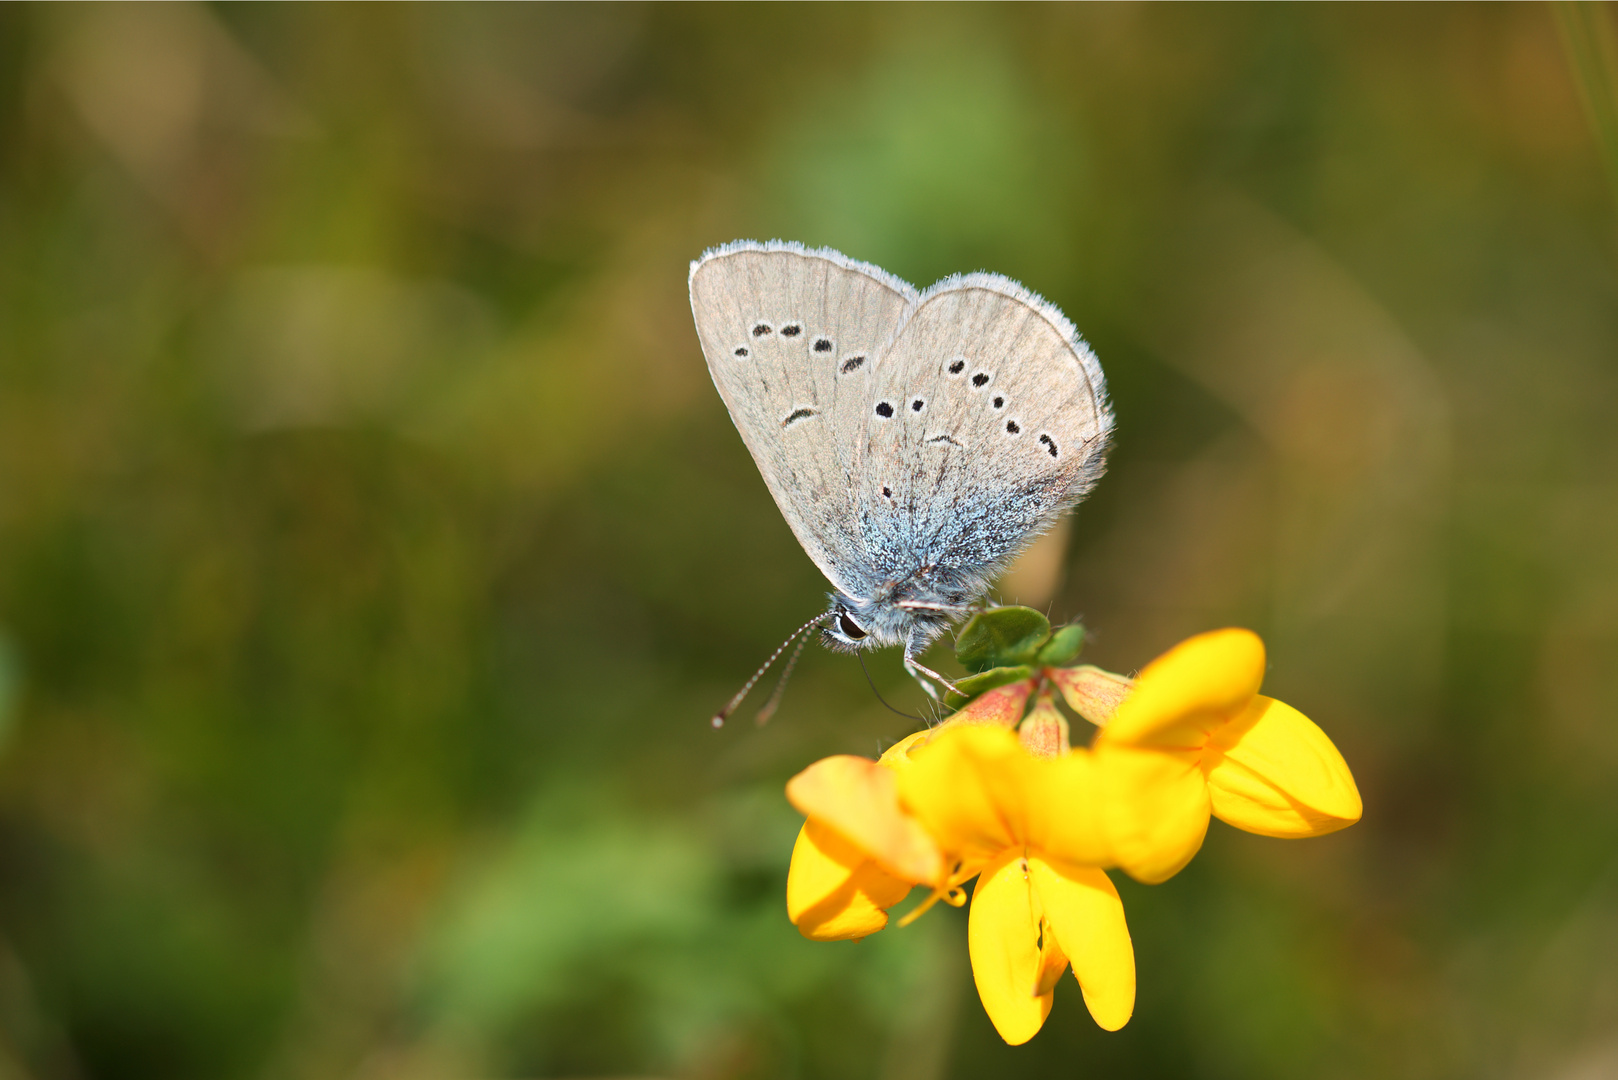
[948, 665, 1036, 707]
[953, 606, 1052, 673]
[0, 630, 16, 750]
[948, 613, 1083, 707]
[1036, 623, 1086, 668]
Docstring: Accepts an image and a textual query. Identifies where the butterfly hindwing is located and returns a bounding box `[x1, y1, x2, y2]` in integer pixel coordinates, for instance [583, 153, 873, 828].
[858, 275, 1113, 591]
[689, 242, 916, 596]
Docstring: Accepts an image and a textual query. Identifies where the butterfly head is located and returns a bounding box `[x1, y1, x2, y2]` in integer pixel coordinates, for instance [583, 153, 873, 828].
[821, 603, 872, 651]
[819, 590, 956, 654]
[822, 590, 917, 653]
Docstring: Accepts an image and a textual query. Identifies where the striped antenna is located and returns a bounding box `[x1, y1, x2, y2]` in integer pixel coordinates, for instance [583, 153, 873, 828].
[711, 613, 828, 728]
[754, 630, 811, 725]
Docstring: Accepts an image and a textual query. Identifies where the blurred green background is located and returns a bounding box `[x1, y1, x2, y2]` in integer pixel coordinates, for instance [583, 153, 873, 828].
[3, 3, 1618, 1078]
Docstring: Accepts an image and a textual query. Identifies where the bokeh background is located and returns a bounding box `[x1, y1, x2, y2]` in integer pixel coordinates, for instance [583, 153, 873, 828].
[3, 3, 1618, 1078]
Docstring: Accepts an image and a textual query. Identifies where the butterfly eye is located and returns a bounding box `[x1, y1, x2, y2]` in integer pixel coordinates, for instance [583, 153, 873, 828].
[838, 612, 868, 639]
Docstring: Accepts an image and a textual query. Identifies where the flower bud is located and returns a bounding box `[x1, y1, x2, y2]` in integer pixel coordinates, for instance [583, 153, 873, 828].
[1017, 691, 1070, 759]
[947, 677, 1034, 730]
[1048, 665, 1134, 727]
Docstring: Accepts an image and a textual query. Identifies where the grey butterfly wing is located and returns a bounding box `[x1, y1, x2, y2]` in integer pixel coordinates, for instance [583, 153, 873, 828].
[689, 241, 917, 596]
[858, 274, 1113, 592]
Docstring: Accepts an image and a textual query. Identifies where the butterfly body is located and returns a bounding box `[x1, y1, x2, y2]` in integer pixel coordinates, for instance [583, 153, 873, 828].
[689, 241, 1112, 689]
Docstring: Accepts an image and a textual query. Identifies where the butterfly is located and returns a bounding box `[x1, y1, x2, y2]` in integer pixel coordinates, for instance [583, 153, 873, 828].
[689, 241, 1112, 717]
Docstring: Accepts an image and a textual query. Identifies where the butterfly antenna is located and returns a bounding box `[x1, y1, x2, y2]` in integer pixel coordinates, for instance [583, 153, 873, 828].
[858, 652, 927, 723]
[711, 614, 827, 729]
[754, 630, 809, 726]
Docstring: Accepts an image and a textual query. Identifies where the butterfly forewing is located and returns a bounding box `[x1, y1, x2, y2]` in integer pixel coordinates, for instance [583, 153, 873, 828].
[859, 276, 1112, 589]
[689, 242, 916, 595]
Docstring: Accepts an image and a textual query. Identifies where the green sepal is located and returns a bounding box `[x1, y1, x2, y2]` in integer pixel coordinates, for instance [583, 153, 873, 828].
[954, 606, 1052, 673]
[1035, 623, 1086, 668]
[946, 665, 1035, 708]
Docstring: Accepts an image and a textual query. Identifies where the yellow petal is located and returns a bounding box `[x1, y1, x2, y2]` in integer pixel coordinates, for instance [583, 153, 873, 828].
[1206, 696, 1363, 837]
[898, 726, 1033, 865]
[1094, 742, 1210, 884]
[1103, 629, 1266, 748]
[1033, 916, 1070, 997]
[786, 755, 946, 885]
[786, 820, 911, 941]
[967, 851, 1053, 1045]
[877, 729, 934, 771]
[1024, 749, 1110, 867]
[1028, 856, 1135, 1031]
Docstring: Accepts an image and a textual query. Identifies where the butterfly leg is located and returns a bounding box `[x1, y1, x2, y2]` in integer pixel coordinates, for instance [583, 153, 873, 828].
[904, 654, 942, 702]
[897, 599, 971, 615]
[903, 638, 960, 700]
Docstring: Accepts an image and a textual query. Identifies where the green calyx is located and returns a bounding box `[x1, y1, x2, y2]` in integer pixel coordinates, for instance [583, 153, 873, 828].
[1035, 623, 1086, 667]
[953, 606, 1085, 674]
[947, 665, 1036, 707]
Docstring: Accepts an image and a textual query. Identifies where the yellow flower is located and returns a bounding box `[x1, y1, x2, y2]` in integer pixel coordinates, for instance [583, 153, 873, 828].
[1093, 628, 1364, 884]
[782, 678, 1042, 942]
[784, 731, 944, 941]
[785, 713, 1133, 1044]
[897, 723, 1133, 1044]
[781, 627, 1361, 1047]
